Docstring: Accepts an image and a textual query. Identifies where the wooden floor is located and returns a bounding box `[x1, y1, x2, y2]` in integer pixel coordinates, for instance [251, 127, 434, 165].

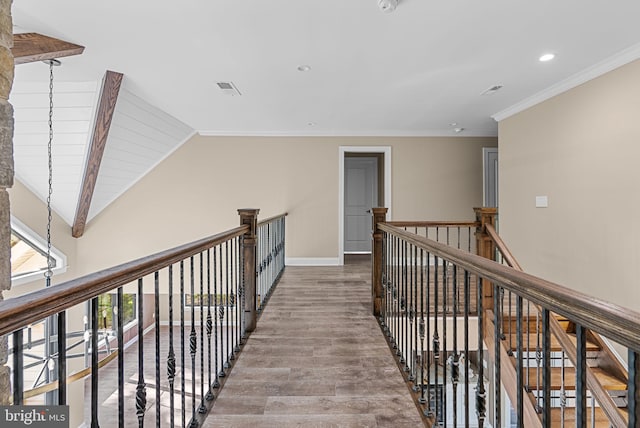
[202, 257, 424, 427]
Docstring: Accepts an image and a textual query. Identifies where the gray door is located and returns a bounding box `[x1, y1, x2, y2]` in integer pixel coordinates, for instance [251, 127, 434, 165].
[483, 148, 498, 207]
[344, 157, 378, 253]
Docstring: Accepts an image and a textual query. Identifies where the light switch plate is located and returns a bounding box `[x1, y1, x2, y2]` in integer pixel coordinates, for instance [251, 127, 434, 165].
[535, 196, 548, 208]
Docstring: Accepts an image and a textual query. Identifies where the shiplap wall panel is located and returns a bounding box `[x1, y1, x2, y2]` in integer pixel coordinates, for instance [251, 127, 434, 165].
[11, 80, 100, 226]
[87, 83, 194, 221]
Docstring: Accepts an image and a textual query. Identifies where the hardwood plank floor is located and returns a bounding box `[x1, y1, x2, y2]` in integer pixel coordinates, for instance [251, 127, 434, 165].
[203, 260, 424, 428]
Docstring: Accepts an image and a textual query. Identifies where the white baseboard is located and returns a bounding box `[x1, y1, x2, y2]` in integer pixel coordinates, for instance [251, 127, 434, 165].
[285, 257, 340, 266]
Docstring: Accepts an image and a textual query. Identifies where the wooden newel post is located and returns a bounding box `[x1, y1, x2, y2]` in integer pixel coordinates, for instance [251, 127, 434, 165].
[474, 207, 498, 311]
[239, 208, 260, 333]
[371, 207, 388, 317]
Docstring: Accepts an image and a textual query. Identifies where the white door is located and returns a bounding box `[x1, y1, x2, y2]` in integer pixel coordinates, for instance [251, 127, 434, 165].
[344, 157, 378, 253]
[483, 148, 498, 207]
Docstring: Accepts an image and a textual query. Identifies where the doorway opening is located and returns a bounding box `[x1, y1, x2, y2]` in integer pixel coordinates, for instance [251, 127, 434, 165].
[338, 146, 391, 265]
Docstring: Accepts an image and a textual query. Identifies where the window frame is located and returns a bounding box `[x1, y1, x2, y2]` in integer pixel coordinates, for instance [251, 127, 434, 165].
[10, 216, 67, 286]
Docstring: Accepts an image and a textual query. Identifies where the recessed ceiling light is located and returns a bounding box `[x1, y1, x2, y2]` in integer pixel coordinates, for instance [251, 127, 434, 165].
[454, 127, 464, 133]
[297, 65, 311, 72]
[307, 122, 315, 126]
[449, 122, 458, 127]
[539, 53, 555, 62]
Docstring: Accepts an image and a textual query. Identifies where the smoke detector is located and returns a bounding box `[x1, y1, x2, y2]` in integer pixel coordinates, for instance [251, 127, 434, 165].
[378, 0, 398, 13]
[216, 81, 242, 96]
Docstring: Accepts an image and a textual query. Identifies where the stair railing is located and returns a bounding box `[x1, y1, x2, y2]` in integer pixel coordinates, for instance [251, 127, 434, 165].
[0, 209, 287, 427]
[372, 207, 640, 428]
[483, 221, 629, 427]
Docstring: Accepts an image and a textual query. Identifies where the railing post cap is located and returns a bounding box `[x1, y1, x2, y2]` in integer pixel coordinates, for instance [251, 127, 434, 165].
[238, 208, 260, 217]
[372, 207, 388, 214]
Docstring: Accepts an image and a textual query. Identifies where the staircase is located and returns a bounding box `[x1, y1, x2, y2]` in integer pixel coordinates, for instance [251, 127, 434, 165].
[495, 311, 629, 427]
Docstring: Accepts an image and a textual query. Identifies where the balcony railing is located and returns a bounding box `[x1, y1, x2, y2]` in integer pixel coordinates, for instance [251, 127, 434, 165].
[0, 209, 287, 428]
[372, 207, 639, 427]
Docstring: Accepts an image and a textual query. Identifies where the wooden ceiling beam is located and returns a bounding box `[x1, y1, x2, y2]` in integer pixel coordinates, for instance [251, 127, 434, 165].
[72, 71, 123, 238]
[12, 33, 85, 65]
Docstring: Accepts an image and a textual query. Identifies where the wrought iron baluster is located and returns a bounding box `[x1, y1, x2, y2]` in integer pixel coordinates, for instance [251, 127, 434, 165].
[57, 310, 66, 405]
[206, 249, 214, 401]
[218, 245, 226, 379]
[629, 350, 639, 428]
[410, 244, 418, 385]
[213, 247, 221, 387]
[419, 248, 427, 407]
[535, 310, 542, 413]
[541, 309, 551, 427]
[91, 296, 100, 428]
[464, 270, 470, 427]
[442, 257, 448, 426]
[154, 271, 161, 427]
[199, 253, 207, 414]
[13, 329, 24, 405]
[576, 325, 587, 428]
[476, 276, 486, 428]
[225, 241, 231, 368]
[426, 251, 432, 417]
[516, 296, 524, 428]
[189, 257, 197, 427]
[402, 240, 408, 369]
[560, 351, 566, 427]
[234, 237, 241, 353]
[230, 239, 236, 360]
[433, 256, 440, 424]
[494, 283, 501, 428]
[167, 266, 176, 427]
[117, 287, 124, 428]
[136, 278, 147, 428]
[452, 264, 459, 428]
[180, 261, 186, 428]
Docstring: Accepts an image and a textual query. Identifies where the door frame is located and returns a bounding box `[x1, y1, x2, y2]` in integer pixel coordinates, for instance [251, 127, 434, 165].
[482, 147, 498, 207]
[338, 146, 392, 265]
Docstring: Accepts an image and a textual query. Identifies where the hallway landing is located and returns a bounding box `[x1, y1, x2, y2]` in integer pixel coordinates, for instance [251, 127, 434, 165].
[203, 258, 424, 427]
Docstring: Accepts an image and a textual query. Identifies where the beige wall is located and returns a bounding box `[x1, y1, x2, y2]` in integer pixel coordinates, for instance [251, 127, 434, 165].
[72, 135, 496, 274]
[499, 58, 640, 315]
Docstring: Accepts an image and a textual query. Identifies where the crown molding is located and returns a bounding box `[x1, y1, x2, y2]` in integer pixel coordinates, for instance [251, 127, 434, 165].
[197, 128, 497, 138]
[492, 42, 640, 122]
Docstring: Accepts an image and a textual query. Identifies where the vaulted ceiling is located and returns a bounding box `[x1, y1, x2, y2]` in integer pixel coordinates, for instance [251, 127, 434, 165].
[9, 1, 640, 230]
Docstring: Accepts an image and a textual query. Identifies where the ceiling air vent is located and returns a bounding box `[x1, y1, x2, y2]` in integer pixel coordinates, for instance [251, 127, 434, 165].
[481, 85, 503, 96]
[216, 81, 242, 96]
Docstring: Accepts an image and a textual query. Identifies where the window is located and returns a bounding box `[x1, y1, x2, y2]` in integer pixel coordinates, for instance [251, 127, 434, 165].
[96, 293, 137, 329]
[184, 293, 236, 307]
[10, 216, 67, 286]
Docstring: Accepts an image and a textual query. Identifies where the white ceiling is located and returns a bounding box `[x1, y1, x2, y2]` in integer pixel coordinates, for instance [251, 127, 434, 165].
[9, 1, 640, 226]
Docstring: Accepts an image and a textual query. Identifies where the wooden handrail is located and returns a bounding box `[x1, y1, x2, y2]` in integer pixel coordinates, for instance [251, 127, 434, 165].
[379, 223, 640, 352]
[485, 223, 627, 426]
[257, 212, 288, 227]
[0, 225, 249, 337]
[485, 224, 523, 271]
[386, 221, 479, 228]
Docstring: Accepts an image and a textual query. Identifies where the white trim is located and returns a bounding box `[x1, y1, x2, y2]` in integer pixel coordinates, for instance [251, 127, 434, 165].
[285, 257, 340, 266]
[10, 215, 68, 286]
[493, 41, 640, 122]
[338, 146, 392, 266]
[344, 251, 372, 255]
[197, 129, 497, 137]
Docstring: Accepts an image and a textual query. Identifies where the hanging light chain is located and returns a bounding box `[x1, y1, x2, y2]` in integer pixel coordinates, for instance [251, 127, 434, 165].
[44, 60, 57, 284]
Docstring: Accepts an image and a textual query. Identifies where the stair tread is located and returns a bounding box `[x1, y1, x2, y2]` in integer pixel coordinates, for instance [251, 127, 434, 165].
[523, 367, 627, 391]
[550, 407, 612, 427]
[505, 332, 600, 352]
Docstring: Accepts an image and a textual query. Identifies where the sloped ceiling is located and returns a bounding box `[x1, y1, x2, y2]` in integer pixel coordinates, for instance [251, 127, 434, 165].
[11, 73, 194, 227]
